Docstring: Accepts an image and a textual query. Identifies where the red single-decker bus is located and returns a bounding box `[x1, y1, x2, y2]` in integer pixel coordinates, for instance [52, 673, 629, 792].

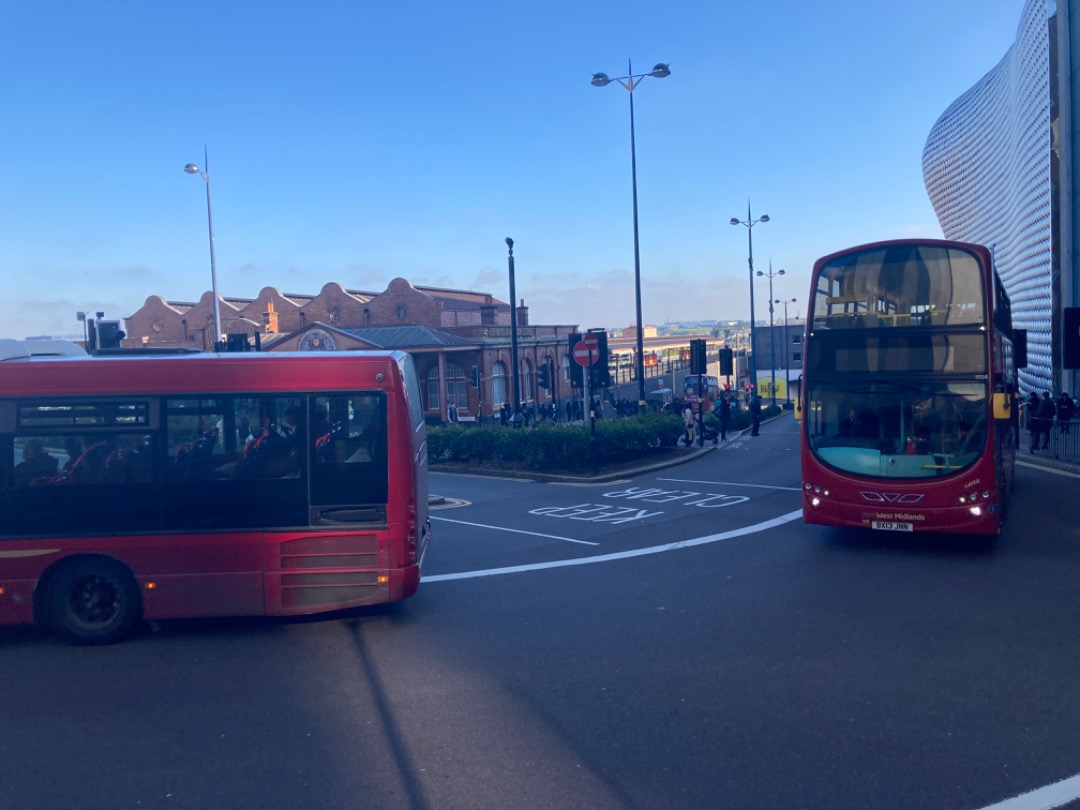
[0, 349, 431, 643]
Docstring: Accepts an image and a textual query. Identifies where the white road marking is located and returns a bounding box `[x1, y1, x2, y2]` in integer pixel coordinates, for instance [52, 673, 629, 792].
[973, 772, 1080, 810]
[431, 516, 599, 546]
[1016, 461, 1080, 479]
[658, 477, 802, 491]
[424, 509, 803, 582]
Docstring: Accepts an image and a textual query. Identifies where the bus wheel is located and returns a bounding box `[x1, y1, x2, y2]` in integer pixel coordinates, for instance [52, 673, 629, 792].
[45, 559, 142, 645]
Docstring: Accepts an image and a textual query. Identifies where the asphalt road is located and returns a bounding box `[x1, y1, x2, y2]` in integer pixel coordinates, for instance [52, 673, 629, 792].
[2, 414, 1078, 810]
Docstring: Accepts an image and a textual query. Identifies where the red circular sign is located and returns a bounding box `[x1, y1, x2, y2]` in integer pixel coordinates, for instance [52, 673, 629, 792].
[572, 337, 598, 367]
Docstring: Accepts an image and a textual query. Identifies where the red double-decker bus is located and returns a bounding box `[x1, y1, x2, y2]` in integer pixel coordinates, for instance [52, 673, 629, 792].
[0, 349, 431, 643]
[800, 239, 1024, 536]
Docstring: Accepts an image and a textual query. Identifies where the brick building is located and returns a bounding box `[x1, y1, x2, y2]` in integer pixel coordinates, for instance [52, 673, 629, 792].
[123, 277, 578, 424]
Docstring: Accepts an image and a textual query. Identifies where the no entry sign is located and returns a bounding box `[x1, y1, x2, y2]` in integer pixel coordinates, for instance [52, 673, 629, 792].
[573, 333, 599, 367]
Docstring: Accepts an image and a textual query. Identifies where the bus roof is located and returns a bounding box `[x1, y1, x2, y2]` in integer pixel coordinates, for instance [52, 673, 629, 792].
[0, 350, 410, 397]
[0, 339, 88, 362]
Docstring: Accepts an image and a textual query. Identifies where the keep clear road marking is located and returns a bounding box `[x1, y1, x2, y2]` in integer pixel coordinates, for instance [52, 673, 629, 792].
[423, 509, 803, 582]
[431, 516, 599, 546]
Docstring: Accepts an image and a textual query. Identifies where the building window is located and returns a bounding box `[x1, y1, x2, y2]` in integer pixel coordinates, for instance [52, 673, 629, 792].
[792, 334, 803, 345]
[444, 363, 469, 410]
[793, 352, 802, 362]
[425, 366, 441, 412]
[491, 361, 508, 408]
[561, 355, 570, 382]
[329, 308, 340, 325]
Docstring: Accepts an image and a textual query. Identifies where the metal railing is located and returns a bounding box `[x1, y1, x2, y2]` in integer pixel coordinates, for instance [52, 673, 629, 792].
[1027, 421, 1080, 463]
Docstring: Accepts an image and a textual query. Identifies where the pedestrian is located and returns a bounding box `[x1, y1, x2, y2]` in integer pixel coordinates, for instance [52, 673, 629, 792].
[1057, 391, 1076, 436]
[683, 404, 696, 447]
[750, 393, 762, 437]
[1034, 391, 1056, 450]
[717, 393, 731, 441]
[1026, 391, 1040, 451]
[565, 399, 573, 422]
[500, 401, 511, 427]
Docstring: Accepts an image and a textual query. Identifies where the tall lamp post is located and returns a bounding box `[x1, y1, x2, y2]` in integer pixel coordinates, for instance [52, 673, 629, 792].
[592, 60, 670, 414]
[729, 204, 769, 397]
[774, 297, 797, 403]
[184, 146, 224, 351]
[506, 237, 521, 425]
[756, 262, 785, 406]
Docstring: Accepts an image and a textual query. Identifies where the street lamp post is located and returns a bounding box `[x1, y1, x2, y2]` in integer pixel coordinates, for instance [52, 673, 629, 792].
[506, 238, 522, 425]
[756, 262, 785, 406]
[592, 60, 670, 414]
[774, 297, 797, 403]
[730, 204, 769, 398]
[184, 146, 224, 351]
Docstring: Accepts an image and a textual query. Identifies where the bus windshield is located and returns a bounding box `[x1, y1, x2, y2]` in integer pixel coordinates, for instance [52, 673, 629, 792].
[812, 243, 986, 330]
[805, 380, 988, 478]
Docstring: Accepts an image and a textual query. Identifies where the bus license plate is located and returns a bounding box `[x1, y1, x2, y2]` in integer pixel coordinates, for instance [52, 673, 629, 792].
[872, 520, 913, 532]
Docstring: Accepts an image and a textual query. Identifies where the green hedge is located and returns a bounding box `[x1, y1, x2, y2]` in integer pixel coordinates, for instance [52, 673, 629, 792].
[428, 412, 685, 474]
[428, 405, 784, 474]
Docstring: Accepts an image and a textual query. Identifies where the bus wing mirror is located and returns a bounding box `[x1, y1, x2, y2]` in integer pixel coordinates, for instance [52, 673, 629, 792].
[993, 392, 1011, 420]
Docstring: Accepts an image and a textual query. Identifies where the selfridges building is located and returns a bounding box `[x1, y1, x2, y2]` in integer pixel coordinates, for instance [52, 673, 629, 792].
[923, 0, 1072, 395]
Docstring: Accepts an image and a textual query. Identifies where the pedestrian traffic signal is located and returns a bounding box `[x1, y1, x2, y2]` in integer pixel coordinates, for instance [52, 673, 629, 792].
[537, 364, 550, 390]
[470, 365, 481, 388]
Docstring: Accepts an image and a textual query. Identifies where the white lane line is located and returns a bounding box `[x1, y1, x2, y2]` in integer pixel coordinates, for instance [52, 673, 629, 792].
[658, 477, 802, 491]
[424, 509, 803, 582]
[974, 772, 1080, 810]
[1016, 461, 1080, 479]
[431, 516, 599, 546]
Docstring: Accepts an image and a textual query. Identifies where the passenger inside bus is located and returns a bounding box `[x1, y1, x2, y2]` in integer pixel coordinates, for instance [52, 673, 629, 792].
[837, 408, 878, 439]
[14, 439, 59, 487]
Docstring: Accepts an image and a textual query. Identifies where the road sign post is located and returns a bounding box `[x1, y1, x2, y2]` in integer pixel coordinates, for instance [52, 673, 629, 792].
[573, 335, 600, 436]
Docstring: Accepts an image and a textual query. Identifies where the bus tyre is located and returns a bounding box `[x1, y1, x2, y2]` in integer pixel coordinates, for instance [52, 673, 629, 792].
[45, 559, 142, 645]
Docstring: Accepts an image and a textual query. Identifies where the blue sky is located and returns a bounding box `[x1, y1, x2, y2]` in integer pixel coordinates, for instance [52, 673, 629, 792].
[0, 0, 1027, 339]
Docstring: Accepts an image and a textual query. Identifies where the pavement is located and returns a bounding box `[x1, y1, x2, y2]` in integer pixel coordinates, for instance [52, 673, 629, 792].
[1017, 444, 1080, 475]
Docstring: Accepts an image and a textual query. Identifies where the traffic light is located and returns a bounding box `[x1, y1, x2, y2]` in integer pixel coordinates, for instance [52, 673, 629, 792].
[97, 320, 125, 350]
[588, 329, 611, 388]
[719, 346, 734, 376]
[568, 332, 584, 388]
[537, 363, 550, 390]
[689, 339, 707, 374]
[471, 365, 481, 388]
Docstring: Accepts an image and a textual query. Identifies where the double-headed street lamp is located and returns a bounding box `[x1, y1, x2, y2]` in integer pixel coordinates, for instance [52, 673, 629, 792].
[774, 297, 797, 403]
[757, 262, 785, 406]
[729, 204, 769, 396]
[592, 60, 671, 413]
[184, 146, 224, 351]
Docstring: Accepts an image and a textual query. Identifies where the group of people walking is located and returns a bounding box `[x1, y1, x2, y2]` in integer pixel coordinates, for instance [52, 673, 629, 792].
[1026, 390, 1076, 452]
